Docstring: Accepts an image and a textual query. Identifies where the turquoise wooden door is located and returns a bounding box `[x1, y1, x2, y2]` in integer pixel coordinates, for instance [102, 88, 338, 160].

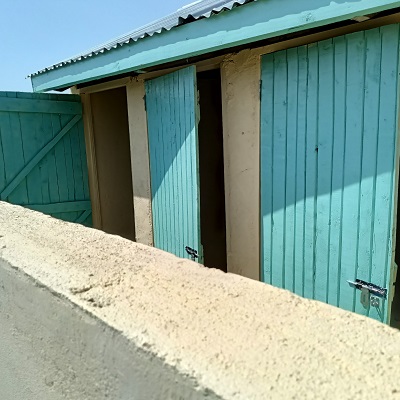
[145, 66, 202, 260]
[260, 25, 400, 323]
[0, 92, 92, 226]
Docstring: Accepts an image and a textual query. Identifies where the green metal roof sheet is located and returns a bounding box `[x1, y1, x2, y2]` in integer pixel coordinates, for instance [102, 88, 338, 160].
[30, 0, 255, 78]
[30, 0, 400, 92]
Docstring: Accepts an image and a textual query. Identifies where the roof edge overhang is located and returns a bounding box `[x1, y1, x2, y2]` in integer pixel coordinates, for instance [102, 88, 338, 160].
[31, 0, 400, 92]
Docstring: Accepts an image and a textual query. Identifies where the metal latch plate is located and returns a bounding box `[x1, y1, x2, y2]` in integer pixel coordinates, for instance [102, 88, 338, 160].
[347, 279, 387, 299]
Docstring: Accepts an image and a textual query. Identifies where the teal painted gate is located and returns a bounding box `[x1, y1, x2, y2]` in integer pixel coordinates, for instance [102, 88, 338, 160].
[145, 66, 202, 261]
[0, 92, 92, 225]
[260, 25, 400, 322]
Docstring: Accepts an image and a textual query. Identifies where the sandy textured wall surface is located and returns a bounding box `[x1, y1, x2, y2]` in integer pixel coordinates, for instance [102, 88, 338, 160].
[0, 202, 400, 399]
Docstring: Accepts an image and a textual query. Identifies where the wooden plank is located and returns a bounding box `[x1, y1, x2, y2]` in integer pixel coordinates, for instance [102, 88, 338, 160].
[338, 32, 365, 312]
[27, 200, 91, 214]
[163, 75, 172, 254]
[169, 72, 179, 257]
[76, 209, 92, 224]
[18, 103, 44, 205]
[62, 114, 76, 202]
[369, 25, 400, 322]
[328, 36, 347, 307]
[43, 98, 61, 207]
[270, 51, 287, 289]
[303, 43, 318, 300]
[145, 80, 160, 247]
[0, 97, 82, 115]
[187, 67, 201, 257]
[0, 124, 6, 193]
[18, 92, 53, 206]
[177, 70, 187, 259]
[260, 54, 276, 285]
[284, 47, 298, 292]
[0, 100, 29, 205]
[0, 115, 81, 200]
[69, 121, 84, 201]
[354, 29, 381, 317]
[4, 92, 29, 206]
[51, 114, 70, 222]
[314, 39, 334, 303]
[294, 46, 307, 296]
[192, 68, 201, 261]
[0, 92, 81, 102]
[157, 77, 167, 252]
[78, 121, 90, 203]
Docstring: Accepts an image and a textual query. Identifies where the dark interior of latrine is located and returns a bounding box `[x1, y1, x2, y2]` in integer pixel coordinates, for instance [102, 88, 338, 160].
[197, 69, 227, 272]
[90, 87, 135, 241]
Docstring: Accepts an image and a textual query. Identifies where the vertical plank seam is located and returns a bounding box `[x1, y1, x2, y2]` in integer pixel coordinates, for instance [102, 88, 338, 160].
[327, 39, 335, 303]
[382, 26, 400, 321]
[312, 45, 320, 300]
[336, 37, 348, 307]
[293, 48, 299, 293]
[171, 73, 178, 256]
[302, 46, 309, 298]
[282, 51, 288, 288]
[367, 31, 382, 313]
[270, 55, 275, 284]
[353, 31, 368, 313]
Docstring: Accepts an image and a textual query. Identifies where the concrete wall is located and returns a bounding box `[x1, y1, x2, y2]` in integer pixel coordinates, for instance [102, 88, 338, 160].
[221, 50, 261, 280]
[126, 79, 153, 246]
[2, 202, 400, 399]
[90, 87, 135, 240]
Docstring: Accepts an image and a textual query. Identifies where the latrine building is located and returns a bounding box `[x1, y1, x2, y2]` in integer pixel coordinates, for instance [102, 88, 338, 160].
[21, 0, 400, 325]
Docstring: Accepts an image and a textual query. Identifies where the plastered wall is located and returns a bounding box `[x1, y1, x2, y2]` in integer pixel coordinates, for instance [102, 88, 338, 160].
[221, 50, 261, 280]
[126, 79, 153, 246]
[90, 87, 135, 240]
[2, 202, 400, 399]
[0, 255, 211, 400]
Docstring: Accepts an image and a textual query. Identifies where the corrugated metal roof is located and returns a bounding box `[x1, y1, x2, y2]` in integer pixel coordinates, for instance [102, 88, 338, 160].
[30, 0, 255, 77]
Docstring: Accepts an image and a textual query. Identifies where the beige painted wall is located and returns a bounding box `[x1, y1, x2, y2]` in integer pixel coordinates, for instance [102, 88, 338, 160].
[126, 79, 153, 246]
[2, 202, 400, 399]
[90, 87, 135, 240]
[221, 50, 261, 281]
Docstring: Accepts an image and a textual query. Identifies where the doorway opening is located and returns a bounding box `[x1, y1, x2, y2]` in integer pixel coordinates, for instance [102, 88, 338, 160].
[90, 87, 135, 241]
[197, 69, 227, 272]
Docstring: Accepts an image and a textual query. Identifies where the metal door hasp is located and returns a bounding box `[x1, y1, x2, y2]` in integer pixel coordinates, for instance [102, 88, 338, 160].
[347, 279, 387, 299]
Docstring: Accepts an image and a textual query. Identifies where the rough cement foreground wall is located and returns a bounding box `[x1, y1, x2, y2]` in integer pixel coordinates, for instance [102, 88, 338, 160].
[1, 202, 400, 400]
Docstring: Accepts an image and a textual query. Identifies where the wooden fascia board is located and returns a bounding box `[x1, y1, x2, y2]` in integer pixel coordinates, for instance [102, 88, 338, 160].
[31, 0, 400, 92]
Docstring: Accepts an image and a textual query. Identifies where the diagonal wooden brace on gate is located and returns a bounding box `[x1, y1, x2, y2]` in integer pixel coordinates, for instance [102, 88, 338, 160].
[0, 114, 82, 200]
